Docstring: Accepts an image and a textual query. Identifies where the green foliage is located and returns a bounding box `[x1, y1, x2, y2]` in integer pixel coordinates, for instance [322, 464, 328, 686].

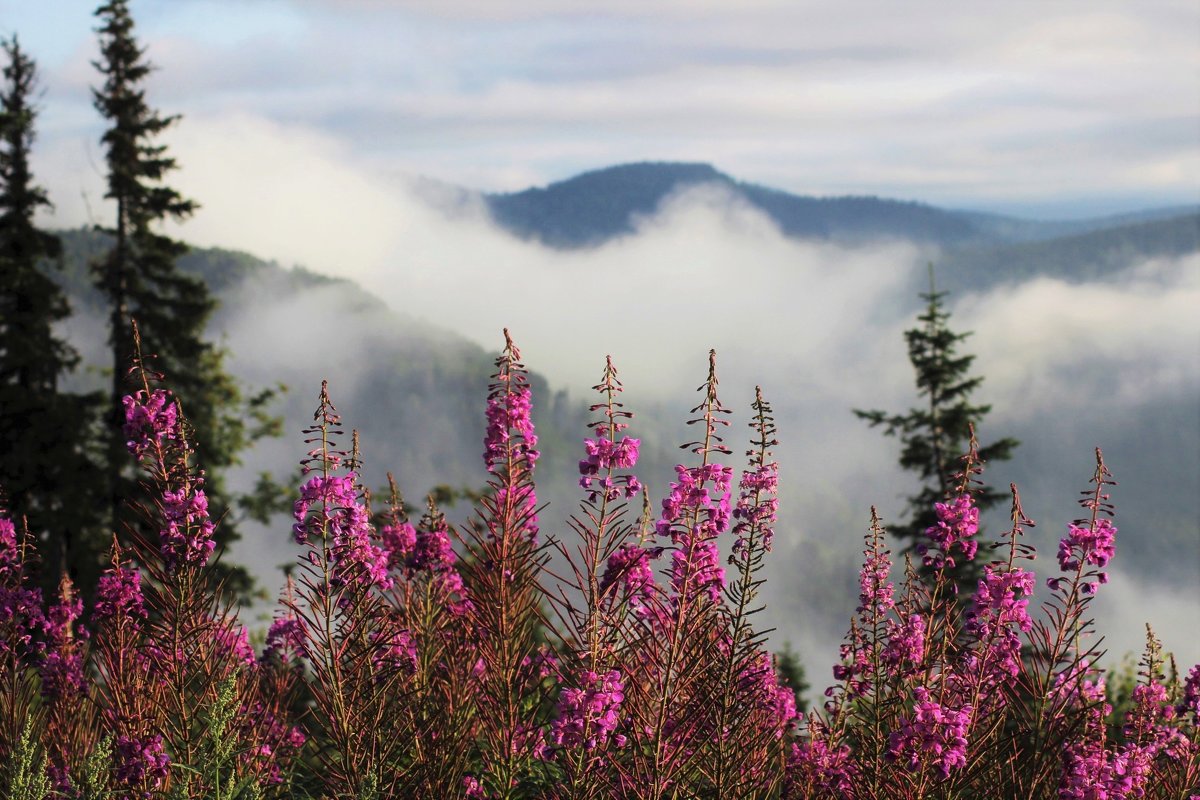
[169, 673, 265, 800]
[4, 719, 49, 800]
[854, 267, 1018, 592]
[77, 736, 113, 800]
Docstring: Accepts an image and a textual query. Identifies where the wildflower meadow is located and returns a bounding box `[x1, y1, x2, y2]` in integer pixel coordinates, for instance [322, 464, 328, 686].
[1, 328, 1197, 800]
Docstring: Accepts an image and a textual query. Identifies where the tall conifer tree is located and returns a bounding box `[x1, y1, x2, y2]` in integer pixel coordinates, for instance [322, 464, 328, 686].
[91, 0, 269, 597]
[0, 36, 103, 590]
[855, 268, 1018, 591]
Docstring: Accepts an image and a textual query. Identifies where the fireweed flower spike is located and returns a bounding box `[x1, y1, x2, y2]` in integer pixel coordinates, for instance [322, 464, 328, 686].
[544, 357, 649, 798]
[630, 350, 737, 798]
[703, 387, 791, 798]
[460, 330, 554, 799]
[287, 382, 410, 795]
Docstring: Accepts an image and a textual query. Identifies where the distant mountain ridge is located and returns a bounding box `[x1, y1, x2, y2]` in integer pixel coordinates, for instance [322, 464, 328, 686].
[484, 161, 1199, 289]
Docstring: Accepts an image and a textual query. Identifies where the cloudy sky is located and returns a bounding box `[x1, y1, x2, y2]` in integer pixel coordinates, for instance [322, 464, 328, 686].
[2, 0, 1198, 219]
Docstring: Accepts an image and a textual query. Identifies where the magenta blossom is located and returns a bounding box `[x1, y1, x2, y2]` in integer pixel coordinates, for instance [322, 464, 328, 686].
[599, 544, 659, 616]
[484, 385, 539, 471]
[1051, 518, 1116, 595]
[547, 669, 627, 752]
[94, 565, 146, 622]
[888, 687, 972, 781]
[122, 389, 178, 458]
[919, 493, 980, 569]
[160, 480, 216, 572]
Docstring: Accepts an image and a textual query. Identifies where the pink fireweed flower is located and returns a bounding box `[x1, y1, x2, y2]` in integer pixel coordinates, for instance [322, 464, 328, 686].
[1051, 518, 1116, 594]
[159, 479, 216, 572]
[492, 483, 540, 543]
[744, 652, 799, 735]
[122, 388, 179, 458]
[579, 435, 643, 503]
[292, 473, 357, 545]
[262, 612, 307, 665]
[832, 622, 874, 698]
[968, 566, 1035, 637]
[380, 520, 417, 569]
[579, 436, 641, 474]
[1180, 664, 1200, 719]
[214, 624, 256, 666]
[39, 586, 87, 702]
[0, 584, 45, 659]
[237, 702, 307, 786]
[114, 734, 171, 792]
[731, 460, 779, 558]
[547, 669, 627, 752]
[293, 471, 391, 591]
[599, 543, 660, 615]
[408, 516, 456, 573]
[670, 539, 725, 603]
[919, 493, 979, 569]
[370, 628, 418, 676]
[961, 566, 1035, 685]
[656, 463, 734, 541]
[0, 516, 17, 575]
[881, 613, 927, 675]
[463, 775, 486, 798]
[888, 687, 972, 781]
[789, 727, 857, 796]
[94, 565, 146, 621]
[483, 385, 539, 470]
[858, 540, 895, 615]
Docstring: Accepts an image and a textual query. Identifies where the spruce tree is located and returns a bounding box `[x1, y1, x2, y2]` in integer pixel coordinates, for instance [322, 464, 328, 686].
[91, 0, 272, 598]
[855, 267, 1018, 591]
[0, 36, 104, 591]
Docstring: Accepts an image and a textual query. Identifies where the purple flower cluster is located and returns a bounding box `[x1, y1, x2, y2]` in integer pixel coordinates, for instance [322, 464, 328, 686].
[114, 733, 171, 793]
[1181, 665, 1200, 719]
[294, 471, 391, 591]
[380, 520, 417, 570]
[239, 702, 307, 786]
[579, 436, 640, 474]
[731, 460, 779, 558]
[371, 628, 418, 675]
[408, 515, 456, 573]
[484, 385, 539, 471]
[599, 544, 659, 616]
[0, 516, 18, 573]
[1052, 519, 1116, 594]
[214, 624, 256, 666]
[122, 388, 178, 457]
[789, 725, 857, 796]
[656, 463, 734, 541]
[857, 540, 894, 615]
[578, 436, 642, 503]
[961, 566, 1035, 685]
[920, 493, 980, 569]
[160, 480, 216, 572]
[887, 687, 972, 780]
[94, 565, 146, 622]
[39, 585, 87, 702]
[670, 540, 725, 603]
[748, 652, 799, 735]
[657, 463, 733, 604]
[548, 669, 627, 751]
[0, 517, 45, 659]
[263, 612, 307, 664]
[881, 613, 926, 674]
[493, 484, 540, 543]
